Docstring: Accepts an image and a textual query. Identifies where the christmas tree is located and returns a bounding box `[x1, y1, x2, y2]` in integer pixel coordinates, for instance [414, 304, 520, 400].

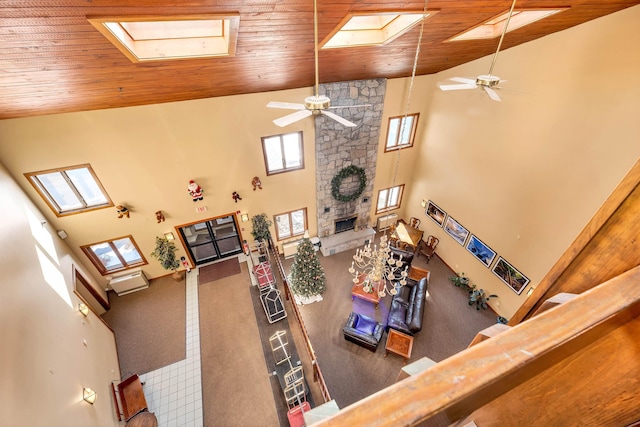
[290, 237, 326, 298]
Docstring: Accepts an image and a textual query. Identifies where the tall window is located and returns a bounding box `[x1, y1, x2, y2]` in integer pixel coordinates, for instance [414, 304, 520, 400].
[81, 235, 146, 275]
[261, 131, 304, 175]
[274, 208, 307, 241]
[376, 184, 404, 214]
[25, 164, 113, 217]
[385, 113, 419, 152]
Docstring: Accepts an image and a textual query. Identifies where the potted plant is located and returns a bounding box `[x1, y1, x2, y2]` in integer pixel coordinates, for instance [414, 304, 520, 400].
[449, 272, 471, 291]
[150, 236, 183, 281]
[468, 285, 498, 310]
[251, 213, 273, 243]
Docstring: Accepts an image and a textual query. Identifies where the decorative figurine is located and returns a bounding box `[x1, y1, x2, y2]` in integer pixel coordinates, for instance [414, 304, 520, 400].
[116, 205, 130, 219]
[188, 180, 204, 202]
[251, 176, 263, 191]
[181, 256, 191, 273]
[232, 191, 242, 203]
[155, 210, 165, 223]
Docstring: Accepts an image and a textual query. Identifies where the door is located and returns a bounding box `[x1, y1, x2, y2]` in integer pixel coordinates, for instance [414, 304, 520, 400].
[179, 215, 243, 265]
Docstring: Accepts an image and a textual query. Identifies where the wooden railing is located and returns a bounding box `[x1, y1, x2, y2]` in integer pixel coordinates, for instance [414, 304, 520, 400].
[313, 265, 640, 426]
[269, 239, 332, 404]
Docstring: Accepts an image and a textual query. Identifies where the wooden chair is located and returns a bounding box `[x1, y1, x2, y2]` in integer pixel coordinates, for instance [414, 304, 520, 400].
[418, 235, 439, 263]
[409, 217, 421, 229]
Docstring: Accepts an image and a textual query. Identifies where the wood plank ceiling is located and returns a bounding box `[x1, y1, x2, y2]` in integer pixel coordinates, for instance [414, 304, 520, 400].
[1, 0, 638, 120]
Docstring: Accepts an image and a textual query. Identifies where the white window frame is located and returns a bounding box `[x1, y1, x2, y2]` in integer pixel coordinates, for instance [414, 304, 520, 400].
[274, 208, 308, 241]
[25, 164, 113, 217]
[261, 131, 305, 175]
[81, 235, 147, 275]
[376, 184, 404, 214]
[385, 113, 419, 152]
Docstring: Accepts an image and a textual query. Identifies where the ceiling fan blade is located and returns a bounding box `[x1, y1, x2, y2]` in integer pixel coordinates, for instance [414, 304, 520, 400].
[439, 83, 477, 91]
[321, 110, 357, 127]
[484, 86, 502, 102]
[449, 77, 477, 85]
[266, 101, 306, 110]
[273, 109, 312, 127]
[328, 104, 371, 109]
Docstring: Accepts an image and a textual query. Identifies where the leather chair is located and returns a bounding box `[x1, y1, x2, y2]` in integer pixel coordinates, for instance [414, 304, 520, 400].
[418, 235, 439, 263]
[342, 312, 384, 352]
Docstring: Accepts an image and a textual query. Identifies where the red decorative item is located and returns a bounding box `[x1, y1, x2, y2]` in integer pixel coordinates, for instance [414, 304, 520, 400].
[180, 256, 191, 273]
[188, 180, 204, 202]
[232, 191, 242, 203]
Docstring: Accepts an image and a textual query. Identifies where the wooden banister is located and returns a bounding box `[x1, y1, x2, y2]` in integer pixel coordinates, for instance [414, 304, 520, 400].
[314, 265, 640, 426]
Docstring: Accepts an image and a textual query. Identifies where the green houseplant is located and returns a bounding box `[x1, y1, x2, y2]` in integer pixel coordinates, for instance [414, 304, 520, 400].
[449, 272, 471, 291]
[150, 236, 182, 280]
[251, 213, 272, 243]
[468, 286, 498, 310]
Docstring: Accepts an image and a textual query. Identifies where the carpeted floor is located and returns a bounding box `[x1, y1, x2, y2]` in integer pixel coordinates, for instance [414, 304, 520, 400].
[101, 275, 186, 377]
[198, 263, 280, 427]
[282, 235, 498, 408]
[198, 257, 241, 285]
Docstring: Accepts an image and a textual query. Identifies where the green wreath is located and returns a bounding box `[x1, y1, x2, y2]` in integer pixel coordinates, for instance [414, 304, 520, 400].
[331, 165, 367, 202]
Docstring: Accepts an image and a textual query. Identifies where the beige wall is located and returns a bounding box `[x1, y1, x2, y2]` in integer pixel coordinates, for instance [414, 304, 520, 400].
[400, 5, 640, 318]
[0, 5, 638, 320]
[0, 163, 120, 426]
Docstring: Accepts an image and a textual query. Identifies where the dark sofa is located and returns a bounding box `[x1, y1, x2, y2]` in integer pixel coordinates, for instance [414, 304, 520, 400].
[386, 267, 429, 335]
[342, 312, 384, 352]
[389, 246, 414, 270]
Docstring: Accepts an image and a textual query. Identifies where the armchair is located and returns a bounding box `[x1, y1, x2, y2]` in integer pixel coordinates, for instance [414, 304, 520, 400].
[342, 312, 384, 352]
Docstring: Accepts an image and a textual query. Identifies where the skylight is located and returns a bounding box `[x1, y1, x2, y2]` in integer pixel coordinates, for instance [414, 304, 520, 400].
[449, 8, 567, 41]
[88, 15, 240, 62]
[321, 11, 438, 49]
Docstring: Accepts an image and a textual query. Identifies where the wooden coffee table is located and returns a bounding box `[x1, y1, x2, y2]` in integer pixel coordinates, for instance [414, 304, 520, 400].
[385, 328, 414, 363]
[351, 273, 382, 308]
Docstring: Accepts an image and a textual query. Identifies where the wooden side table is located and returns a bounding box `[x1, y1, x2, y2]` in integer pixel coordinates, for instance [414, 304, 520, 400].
[385, 328, 414, 363]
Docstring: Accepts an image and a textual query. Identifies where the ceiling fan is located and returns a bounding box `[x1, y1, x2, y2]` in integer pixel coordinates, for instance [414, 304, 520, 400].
[266, 0, 365, 127]
[438, 0, 518, 102]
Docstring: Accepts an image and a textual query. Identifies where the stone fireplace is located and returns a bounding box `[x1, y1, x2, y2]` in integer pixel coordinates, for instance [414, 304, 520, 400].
[315, 78, 387, 237]
[334, 215, 358, 234]
[315, 78, 386, 255]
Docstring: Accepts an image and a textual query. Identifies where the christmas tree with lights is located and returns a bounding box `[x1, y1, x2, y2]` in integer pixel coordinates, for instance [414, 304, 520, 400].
[290, 237, 326, 301]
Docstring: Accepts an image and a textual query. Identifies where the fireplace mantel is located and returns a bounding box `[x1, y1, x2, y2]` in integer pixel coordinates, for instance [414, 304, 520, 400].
[320, 228, 376, 257]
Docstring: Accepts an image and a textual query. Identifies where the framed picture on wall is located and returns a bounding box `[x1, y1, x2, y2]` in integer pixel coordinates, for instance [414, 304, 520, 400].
[425, 200, 446, 227]
[443, 216, 469, 246]
[465, 234, 496, 268]
[492, 256, 530, 295]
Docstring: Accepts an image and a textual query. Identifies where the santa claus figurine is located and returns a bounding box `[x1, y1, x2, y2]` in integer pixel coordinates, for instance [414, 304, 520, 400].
[187, 180, 204, 202]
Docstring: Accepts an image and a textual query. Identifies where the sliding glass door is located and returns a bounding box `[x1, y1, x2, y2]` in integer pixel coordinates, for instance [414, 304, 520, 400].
[179, 215, 242, 265]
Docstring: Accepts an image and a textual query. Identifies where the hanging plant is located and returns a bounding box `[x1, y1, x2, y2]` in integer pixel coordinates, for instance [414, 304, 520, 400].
[331, 165, 367, 202]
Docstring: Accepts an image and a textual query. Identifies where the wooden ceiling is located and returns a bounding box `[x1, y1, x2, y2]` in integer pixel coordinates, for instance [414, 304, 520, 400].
[1, 0, 638, 120]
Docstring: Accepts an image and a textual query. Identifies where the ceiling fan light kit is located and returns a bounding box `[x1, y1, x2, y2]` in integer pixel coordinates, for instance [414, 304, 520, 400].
[439, 0, 518, 102]
[266, 0, 363, 128]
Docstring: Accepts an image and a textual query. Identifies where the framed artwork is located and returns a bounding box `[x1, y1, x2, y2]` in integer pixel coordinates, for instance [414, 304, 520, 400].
[466, 234, 496, 268]
[492, 256, 530, 295]
[443, 216, 469, 246]
[425, 200, 446, 227]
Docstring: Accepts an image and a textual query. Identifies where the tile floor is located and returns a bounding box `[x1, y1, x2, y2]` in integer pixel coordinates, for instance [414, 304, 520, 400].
[139, 269, 203, 426]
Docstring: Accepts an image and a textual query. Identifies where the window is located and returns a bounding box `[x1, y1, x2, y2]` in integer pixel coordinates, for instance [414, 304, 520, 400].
[261, 131, 304, 175]
[25, 164, 113, 217]
[274, 208, 307, 241]
[81, 236, 147, 275]
[320, 11, 438, 49]
[376, 184, 404, 214]
[385, 114, 419, 152]
[88, 14, 240, 62]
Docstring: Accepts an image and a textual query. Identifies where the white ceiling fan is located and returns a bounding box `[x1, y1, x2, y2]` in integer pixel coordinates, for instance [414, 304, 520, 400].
[438, 0, 517, 102]
[266, 0, 366, 127]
